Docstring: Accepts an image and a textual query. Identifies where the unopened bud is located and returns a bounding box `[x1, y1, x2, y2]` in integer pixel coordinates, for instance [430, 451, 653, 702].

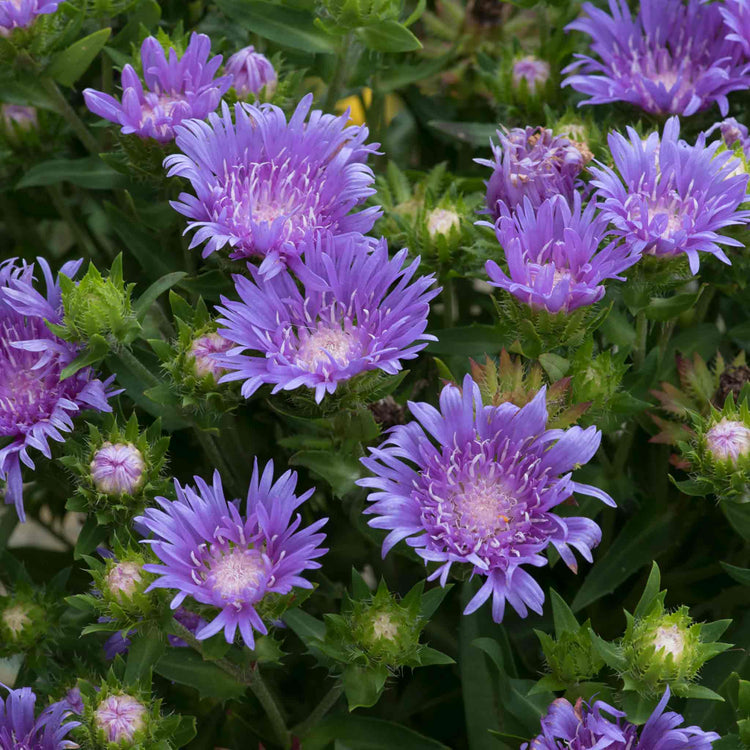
[189, 332, 232, 379]
[95, 693, 147, 744]
[1, 104, 37, 133]
[105, 561, 144, 601]
[226, 45, 277, 98]
[427, 208, 461, 238]
[91, 442, 146, 496]
[706, 418, 750, 464]
[512, 56, 550, 94]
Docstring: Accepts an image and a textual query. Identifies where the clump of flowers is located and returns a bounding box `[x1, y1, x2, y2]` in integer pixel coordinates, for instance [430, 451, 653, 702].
[226, 45, 277, 98]
[164, 94, 380, 278]
[0, 0, 59, 33]
[0, 257, 118, 522]
[590, 117, 750, 275]
[135, 462, 327, 647]
[484, 193, 640, 314]
[359, 375, 614, 623]
[214, 232, 439, 404]
[563, 0, 750, 117]
[83, 33, 231, 143]
[524, 688, 719, 750]
[0, 686, 80, 749]
[476, 126, 587, 220]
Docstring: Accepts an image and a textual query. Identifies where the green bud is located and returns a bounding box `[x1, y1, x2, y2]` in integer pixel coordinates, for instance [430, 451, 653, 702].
[538, 624, 604, 685]
[0, 592, 46, 655]
[317, 0, 401, 32]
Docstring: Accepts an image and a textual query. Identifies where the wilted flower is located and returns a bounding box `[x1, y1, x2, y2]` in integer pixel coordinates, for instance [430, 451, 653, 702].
[0, 258, 118, 522]
[590, 117, 750, 275]
[359, 375, 614, 623]
[719, 0, 750, 58]
[226, 45, 277, 97]
[476, 126, 586, 220]
[215, 233, 439, 403]
[0, 686, 80, 749]
[706, 417, 750, 463]
[164, 94, 380, 277]
[485, 193, 639, 314]
[563, 0, 750, 117]
[94, 693, 147, 744]
[0, 0, 59, 33]
[91, 442, 146, 496]
[83, 33, 231, 143]
[1, 104, 37, 132]
[189, 332, 232, 380]
[512, 56, 550, 93]
[524, 688, 719, 750]
[136, 463, 327, 647]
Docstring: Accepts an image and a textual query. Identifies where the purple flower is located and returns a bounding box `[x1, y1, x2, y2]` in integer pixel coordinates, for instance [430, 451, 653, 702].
[0, 258, 118, 522]
[214, 233, 440, 403]
[136, 463, 327, 648]
[226, 45, 277, 98]
[706, 417, 750, 463]
[590, 117, 750, 275]
[476, 127, 586, 221]
[563, 0, 750, 117]
[168, 607, 207, 648]
[91, 442, 146, 496]
[1, 104, 37, 131]
[719, 0, 750, 58]
[189, 332, 232, 379]
[524, 688, 719, 750]
[512, 56, 550, 93]
[0, 0, 59, 33]
[164, 94, 380, 278]
[94, 694, 146, 744]
[0, 686, 80, 750]
[484, 193, 640, 313]
[359, 375, 614, 623]
[103, 629, 132, 660]
[83, 33, 231, 143]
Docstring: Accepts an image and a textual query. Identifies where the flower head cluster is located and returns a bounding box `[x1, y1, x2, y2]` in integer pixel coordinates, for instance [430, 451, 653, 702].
[0, 258, 117, 522]
[359, 375, 614, 623]
[563, 0, 750, 117]
[476, 126, 587, 220]
[719, 0, 750, 58]
[0, 686, 79, 750]
[485, 193, 640, 313]
[165, 94, 380, 277]
[83, 33, 231, 143]
[0, 0, 59, 33]
[136, 462, 327, 647]
[226, 45, 277, 98]
[591, 117, 750, 275]
[524, 689, 719, 750]
[215, 232, 439, 403]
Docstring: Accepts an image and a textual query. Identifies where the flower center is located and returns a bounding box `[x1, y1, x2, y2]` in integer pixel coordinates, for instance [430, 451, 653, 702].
[453, 480, 515, 538]
[427, 208, 460, 237]
[653, 625, 685, 660]
[202, 547, 268, 602]
[296, 325, 361, 372]
[2, 604, 30, 636]
[371, 611, 400, 641]
[647, 206, 683, 238]
[94, 694, 147, 743]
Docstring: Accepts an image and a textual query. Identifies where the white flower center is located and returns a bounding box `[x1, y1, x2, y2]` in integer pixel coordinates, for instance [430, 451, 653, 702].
[371, 612, 399, 641]
[2, 605, 30, 636]
[427, 208, 460, 237]
[653, 625, 685, 660]
[296, 326, 360, 372]
[454, 481, 515, 537]
[208, 548, 267, 600]
[106, 561, 143, 600]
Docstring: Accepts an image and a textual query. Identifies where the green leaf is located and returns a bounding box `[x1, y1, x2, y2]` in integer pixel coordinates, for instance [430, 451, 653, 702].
[282, 608, 326, 646]
[154, 649, 246, 700]
[723, 501, 750, 542]
[721, 562, 750, 586]
[342, 664, 388, 710]
[427, 324, 508, 356]
[633, 562, 661, 619]
[60, 334, 109, 379]
[418, 646, 455, 666]
[47, 28, 112, 86]
[539, 353, 570, 382]
[303, 715, 450, 749]
[74, 514, 108, 559]
[643, 290, 702, 321]
[16, 157, 127, 190]
[590, 633, 627, 672]
[124, 628, 167, 685]
[216, 0, 335, 53]
[420, 584, 452, 619]
[135, 272, 187, 322]
[356, 20, 422, 52]
[105, 204, 174, 279]
[621, 691, 659, 724]
[669, 476, 713, 497]
[428, 120, 498, 146]
[289, 450, 362, 498]
[549, 589, 579, 637]
[679, 683, 725, 701]
[571, 506, 675, 612]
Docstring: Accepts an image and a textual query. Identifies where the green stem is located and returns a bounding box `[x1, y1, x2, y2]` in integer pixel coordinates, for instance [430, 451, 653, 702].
[45, 185, 103, 263]
[116, 346, 162, 388]
[192, 427, 243, 497]
[39, 77, 100, 156]
[324, 33, 354, 112]
[442, 275, 456, 328]
[634, 311, 648, 369]
[173, 623, 291, 748]
[291, 682, 343, 738]
[611, 423, 636, 479]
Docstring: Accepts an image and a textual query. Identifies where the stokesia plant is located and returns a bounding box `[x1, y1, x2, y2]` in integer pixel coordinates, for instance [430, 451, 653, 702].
[1, 0, 748, 748]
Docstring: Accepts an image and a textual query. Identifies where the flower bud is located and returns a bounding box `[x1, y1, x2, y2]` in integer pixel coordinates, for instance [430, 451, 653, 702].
[1, 104, 37, 133]
[351, 599, 421, 666]
[226, 45, 277, 98]
[189, 332, 232, 380]
[540, 627, 604, 685]
[426, 207, 461, 238]
[94, 693, 147, 744]
[511, 56, 550, 94]
[90, 442, 146, 496]
[1, 604, 30, 639]
[104, 560, 144, 602]
[706, 417, 750, 464]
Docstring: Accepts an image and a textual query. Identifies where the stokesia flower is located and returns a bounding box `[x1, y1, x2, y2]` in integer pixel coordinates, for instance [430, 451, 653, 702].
[189, 332, 232, 379]
[719, 0, 750, 58]
[590, 117, 750, 275]
[1, 104, 37, 132]
[0, 686, 80, 749]
[512, 56, 550, 93]
[0, 0, 59, 33]
[94, 694, 146, 744]
[214, 232, 440, 403]
[475, 126, 586, 220]
[484, 193, 640, 313]
[563, 0, 750, 117]
[706, 417, 750, 463]
[0, 258, 118, 522]
[135, 462, 327, 647]
[524, 688, 719, 750]
[90, 442, 146, 496]
[358, 375, 614, 623]
[226, 45, 277, 98]
[164, 94, 380, 278]
[83, 33, 231, 143]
